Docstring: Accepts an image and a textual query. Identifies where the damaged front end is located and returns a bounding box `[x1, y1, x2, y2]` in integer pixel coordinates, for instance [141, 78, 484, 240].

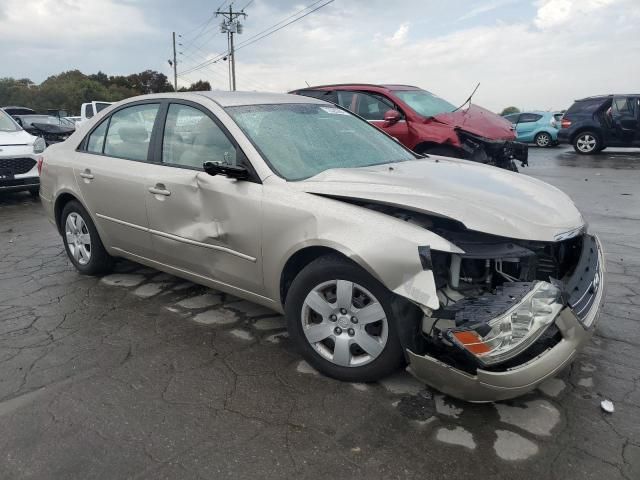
[25, 123, 75, 146]
[457, 129, 528, 172]
[405, 226, 604, 402]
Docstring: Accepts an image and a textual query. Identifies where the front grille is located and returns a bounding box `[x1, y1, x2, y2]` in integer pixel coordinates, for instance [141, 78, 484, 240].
[0, 157, 36, 175]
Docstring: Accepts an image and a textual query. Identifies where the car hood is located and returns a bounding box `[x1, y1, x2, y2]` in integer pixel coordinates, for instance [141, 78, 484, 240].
[432, 104, 515, 140]
[0, 129, 34, 146]
[294, 158, 584, 242]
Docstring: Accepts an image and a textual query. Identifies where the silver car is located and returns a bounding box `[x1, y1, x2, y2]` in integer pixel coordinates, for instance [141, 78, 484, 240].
[40, 92, 605, 402]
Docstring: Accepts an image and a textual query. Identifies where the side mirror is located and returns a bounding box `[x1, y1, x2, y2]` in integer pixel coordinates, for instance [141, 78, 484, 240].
[383, 109, 401, 126]
[203, 161, 249, 180]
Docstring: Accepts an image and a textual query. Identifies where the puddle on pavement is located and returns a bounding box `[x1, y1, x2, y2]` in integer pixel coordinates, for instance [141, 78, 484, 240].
[435, 426, 476, 450]
[101, 274, 145, 287]
[193, 309, 238, 326]
[495, 399, 560, 436]
[296, 360, 319, 376]
[494, 430, 539, 460]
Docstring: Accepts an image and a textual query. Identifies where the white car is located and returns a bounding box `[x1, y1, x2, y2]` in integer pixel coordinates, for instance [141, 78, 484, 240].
[0, 108, 46, 196]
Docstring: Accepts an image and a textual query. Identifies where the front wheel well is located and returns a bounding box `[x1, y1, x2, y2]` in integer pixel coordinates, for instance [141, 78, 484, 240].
[280, 246, 351, 306]
[54, 193, 80, 234]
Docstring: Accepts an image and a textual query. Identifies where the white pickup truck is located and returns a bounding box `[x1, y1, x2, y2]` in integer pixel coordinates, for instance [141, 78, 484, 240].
[76, 101, 113, 125]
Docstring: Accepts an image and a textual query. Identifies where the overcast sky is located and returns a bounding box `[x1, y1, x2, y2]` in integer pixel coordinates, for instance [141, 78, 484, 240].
[1, 0, 639, 111]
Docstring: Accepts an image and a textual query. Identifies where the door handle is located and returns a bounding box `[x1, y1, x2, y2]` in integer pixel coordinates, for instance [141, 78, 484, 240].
[148, 184, 171, 196]
[79, 169, 94, 180]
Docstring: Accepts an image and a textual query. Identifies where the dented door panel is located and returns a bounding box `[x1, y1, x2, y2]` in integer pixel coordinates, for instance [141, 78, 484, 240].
[144, 164, 265, 295]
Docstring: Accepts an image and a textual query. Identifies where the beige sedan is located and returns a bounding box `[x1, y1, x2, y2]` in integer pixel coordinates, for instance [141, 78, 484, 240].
[39, 92, 604, 401]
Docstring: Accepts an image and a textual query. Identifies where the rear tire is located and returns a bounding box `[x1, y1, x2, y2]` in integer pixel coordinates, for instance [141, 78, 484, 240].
[573, 131, 601, 154]
[534, 131, 552, 148]
[28, 188, 40, 198]
[285, 255, 405, 382]
[61, 201, 114, 275]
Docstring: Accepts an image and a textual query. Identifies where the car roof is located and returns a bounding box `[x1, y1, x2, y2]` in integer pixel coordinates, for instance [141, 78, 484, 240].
[120, 91, 326, 108]
[575, 94, 640, 101]
[291, 83, 421, 92]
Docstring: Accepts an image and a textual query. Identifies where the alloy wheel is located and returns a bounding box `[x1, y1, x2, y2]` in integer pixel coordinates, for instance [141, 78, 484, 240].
[576, 134, 597, 153]
[536, 132, 551, 147]
[301, 279, 388, 367]
[65, 212, 92, 265]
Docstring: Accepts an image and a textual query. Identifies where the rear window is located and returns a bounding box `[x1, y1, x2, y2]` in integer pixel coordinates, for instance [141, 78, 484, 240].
[566, 98, 607, 115]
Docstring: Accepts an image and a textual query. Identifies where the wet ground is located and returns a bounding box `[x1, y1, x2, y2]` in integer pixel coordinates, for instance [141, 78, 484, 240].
[1, 146, 639, 479]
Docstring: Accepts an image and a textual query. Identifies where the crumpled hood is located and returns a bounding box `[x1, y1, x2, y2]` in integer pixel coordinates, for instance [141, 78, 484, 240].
[433, 103, 515, 141]
[0, 129, 35, 146]
[295, 158, 584, 242]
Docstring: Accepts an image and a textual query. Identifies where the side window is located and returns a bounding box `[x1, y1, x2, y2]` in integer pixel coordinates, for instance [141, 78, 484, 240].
[504, 114, 520, 123]
[519, 113, 542, 123]
[336, 91, 356, 111]
[86, 119, 109, 153]
[353, 92, 397, 121]
[103, 104, 159, 161]
[296, 90, 338, 105]
[162, 104, 236, 169]
[613, 97, 636, 116]
[85, 104, 94, 119]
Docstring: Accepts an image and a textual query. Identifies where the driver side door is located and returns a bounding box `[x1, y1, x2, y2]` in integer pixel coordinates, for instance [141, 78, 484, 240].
[339, 91, 411, 145]
[144, 101, 265, 297]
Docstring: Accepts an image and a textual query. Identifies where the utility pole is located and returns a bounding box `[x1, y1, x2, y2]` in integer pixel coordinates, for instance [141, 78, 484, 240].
[216, 5, 247, 91]
[172, 31, 178, 91]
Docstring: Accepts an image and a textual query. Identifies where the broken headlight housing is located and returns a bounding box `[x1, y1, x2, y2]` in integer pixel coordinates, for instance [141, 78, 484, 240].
[447, 281, 563, 366]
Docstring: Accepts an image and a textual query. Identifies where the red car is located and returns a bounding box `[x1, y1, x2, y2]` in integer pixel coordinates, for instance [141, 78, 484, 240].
[290, 84, 528, 171]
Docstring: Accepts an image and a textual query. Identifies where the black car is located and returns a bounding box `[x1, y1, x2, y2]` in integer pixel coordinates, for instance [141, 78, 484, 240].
[13, 115, 75, 145]
[558, 94, 640, 154]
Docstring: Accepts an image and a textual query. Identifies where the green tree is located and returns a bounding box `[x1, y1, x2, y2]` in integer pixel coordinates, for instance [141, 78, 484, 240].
[500, 106, 520, 116]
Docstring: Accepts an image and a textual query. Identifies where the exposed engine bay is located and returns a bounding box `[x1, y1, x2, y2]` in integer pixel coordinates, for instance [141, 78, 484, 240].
[457, 129, 528, 172]
[358, 202, 597, 375]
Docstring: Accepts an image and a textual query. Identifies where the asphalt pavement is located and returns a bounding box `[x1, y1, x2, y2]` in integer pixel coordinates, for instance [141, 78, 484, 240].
[0, 146, 639, 479]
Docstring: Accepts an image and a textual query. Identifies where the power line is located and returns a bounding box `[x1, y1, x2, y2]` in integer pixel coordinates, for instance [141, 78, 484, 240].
[179, 0, 333, 77]
[182, 0, 328, 74]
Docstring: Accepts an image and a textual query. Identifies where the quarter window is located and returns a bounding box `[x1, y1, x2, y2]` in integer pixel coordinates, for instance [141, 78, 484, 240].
[103, 104, 159, 161]
[86, 119, 108, 153]
[162, 104, 236, 169]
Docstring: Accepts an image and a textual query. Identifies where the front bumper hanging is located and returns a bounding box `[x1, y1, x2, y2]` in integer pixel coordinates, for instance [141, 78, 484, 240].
[406, 234, 605, 402]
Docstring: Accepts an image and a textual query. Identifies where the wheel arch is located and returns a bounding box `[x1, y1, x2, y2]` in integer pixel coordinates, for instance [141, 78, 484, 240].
[54, 191, 84, 235]
[279, 245, 364, 307]
[569, 126, 603, 145]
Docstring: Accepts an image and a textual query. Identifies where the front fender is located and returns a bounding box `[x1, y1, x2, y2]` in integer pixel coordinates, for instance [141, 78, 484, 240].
[262, 184, 461, 310]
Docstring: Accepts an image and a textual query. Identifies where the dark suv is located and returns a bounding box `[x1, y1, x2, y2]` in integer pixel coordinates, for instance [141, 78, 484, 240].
[559, 94, 640, 154]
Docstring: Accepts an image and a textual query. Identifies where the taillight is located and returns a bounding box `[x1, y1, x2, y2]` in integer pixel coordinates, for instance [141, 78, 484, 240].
[37, 156, 44, 175]
[561, 119, 572, 129]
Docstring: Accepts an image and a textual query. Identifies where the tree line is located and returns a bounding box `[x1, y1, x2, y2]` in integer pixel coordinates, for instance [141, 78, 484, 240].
[0, 70, 211, 115]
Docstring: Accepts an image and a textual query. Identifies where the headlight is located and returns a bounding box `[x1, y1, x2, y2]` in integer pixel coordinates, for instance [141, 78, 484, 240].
[33, 137, 46, 154]
[447, 281, 563, 366]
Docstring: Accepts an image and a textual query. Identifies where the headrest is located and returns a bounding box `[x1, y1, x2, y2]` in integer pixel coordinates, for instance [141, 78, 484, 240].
[118, 125, 148, 143]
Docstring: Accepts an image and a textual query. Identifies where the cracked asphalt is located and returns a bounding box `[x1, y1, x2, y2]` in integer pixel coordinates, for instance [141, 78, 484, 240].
[1, 146, 639, 479]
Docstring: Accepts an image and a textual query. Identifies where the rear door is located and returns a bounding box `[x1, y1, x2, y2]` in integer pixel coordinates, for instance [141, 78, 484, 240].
[73, 102, 160, 258]
[143, 101, 265, 295]
[515, 113, 542, 142]
[611, 95, 639, 145]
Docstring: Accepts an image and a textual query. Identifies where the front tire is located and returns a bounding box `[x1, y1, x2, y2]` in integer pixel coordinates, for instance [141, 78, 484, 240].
[285, 255, 405, 382]
[534, 131, 552, 148]
[61, 201, 114, 275]
[573, 131, 601, 154]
